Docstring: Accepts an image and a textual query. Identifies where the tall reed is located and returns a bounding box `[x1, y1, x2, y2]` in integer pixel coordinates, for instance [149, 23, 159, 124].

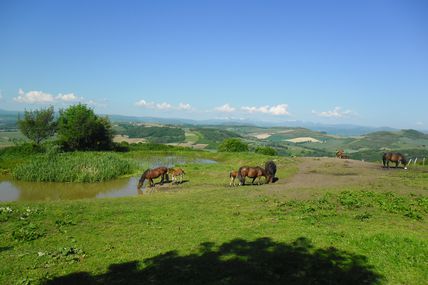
[13, 152, 135, 182]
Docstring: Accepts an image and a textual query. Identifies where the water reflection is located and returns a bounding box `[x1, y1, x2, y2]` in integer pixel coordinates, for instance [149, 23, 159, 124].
[0, 177, 138, 202]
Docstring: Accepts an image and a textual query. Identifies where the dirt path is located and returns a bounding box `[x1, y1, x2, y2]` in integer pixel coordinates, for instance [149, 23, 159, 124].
[285, 157, 380, 189]
[265, 157, 415, 199]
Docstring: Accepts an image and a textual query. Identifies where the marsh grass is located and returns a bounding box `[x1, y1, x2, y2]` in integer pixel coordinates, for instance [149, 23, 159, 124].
[13, 152, 135, 182]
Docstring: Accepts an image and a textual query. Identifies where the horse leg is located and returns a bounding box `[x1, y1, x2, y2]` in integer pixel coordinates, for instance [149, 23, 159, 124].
[251, 177, 256, 185]
[395, 161, 399, 168]
[160, 174, 164, 185]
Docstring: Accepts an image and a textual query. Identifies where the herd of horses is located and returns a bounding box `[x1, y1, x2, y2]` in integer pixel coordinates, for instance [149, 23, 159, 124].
[137, 161, 278, 189]
[336, 149, 409, 169]
[137, 152, 410, 189]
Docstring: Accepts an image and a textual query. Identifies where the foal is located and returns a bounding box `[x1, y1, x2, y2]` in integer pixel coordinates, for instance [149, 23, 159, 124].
[229, 170, 239, 186]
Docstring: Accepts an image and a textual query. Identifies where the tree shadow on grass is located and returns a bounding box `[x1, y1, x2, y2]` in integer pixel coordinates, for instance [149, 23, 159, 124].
[45, 237, 383, 285]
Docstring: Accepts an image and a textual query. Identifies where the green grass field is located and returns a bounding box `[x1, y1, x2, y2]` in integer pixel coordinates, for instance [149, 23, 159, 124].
[1, 149, 427, 284]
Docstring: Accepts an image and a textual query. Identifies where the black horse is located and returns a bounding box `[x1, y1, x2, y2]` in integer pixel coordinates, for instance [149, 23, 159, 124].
[382, 152, 408, 169]
[265, 161, 278, 183]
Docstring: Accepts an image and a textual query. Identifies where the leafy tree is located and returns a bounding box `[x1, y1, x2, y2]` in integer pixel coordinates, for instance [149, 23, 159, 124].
[57, 104, 113, 150]
[18, 106, 56, 145]
[255, 146, 277, 156]
[218, 138, 248, 152]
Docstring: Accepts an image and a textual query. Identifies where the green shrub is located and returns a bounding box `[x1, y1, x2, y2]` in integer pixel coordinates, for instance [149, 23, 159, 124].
[57, 104, 113, 151]
[254, 146, 277, 156]
[218, 138, 249, 152]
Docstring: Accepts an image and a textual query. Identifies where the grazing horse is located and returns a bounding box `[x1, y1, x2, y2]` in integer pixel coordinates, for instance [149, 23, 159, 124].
[336, 149, 349, 159]
[265, 160, 277, 183]
[137, 166, 169, 189]
[336, 149, 344, 158]
[237, 166, 267, 185]
[168, 167, 185, 184]
[229, 170, 239, 186]
[382, 152, 409, 169]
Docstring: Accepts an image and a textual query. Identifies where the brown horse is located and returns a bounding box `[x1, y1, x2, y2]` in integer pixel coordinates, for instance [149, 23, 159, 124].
[237, 166, 267, 185]
[336, 149, 349, 159]
[229, 170, 239, 187]
[382, 152, 409, 169]
[168, 167, 185, 184]
[137, 166, 169, 189]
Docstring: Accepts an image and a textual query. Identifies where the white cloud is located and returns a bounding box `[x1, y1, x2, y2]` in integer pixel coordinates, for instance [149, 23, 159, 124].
[241, 104, 289, 115]
[416, 121, 423, 126]
[135, 99, 192, 111]
[178, 103, 192, 110]
[156, 102, 172, 110]
[14, 89, 86, 105]
[215, 104, 236, 113]
[0, 91, 2, 101]
[312, 106, 352, 118]
[56, 93, 81, 102]
[135, 99, 155, 108]
[14, 89, 54, 103]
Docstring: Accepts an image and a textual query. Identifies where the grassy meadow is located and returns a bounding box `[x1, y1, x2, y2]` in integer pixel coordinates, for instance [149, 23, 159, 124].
[0, 146, 427, 284]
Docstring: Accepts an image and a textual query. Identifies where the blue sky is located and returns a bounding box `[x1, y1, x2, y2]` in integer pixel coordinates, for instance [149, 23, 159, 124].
[0, 0, 427, 129]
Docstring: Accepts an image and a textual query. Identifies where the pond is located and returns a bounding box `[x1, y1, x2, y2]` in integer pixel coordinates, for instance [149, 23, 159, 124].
[0, 156, 217, 202]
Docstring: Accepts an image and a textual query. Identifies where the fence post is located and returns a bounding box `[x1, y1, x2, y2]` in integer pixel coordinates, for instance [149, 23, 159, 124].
[414, 157, 418, 165]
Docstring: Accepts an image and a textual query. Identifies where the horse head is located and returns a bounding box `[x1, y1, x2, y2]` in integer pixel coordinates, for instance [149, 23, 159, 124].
[137, 169, 150, 189]
[401, 155, 409, 170]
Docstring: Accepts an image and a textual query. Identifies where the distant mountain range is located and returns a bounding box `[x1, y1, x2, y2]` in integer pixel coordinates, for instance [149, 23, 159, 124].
[0, 109, 425, 137]
[107, 114, 400, 136]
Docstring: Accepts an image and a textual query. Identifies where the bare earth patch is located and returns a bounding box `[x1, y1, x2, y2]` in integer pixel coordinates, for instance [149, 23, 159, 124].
[263, 157, 426, 199]
[252, 133, 272, 140]
[286, 137, 321, 143]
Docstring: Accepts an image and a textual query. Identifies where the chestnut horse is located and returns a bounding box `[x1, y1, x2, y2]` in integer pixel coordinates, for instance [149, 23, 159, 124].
[137, 166, 169, 189]
[168, 167, 185, 184]
[382, 152, 409, 169]
[237, 166, 267, 185]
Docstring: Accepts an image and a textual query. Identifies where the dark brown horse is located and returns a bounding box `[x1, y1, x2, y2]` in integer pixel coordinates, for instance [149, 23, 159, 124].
[237, 166, 267, 185]
[382, 152, 409, 169]
[137, 166, 169, 189]
[265, 160, 278, 183]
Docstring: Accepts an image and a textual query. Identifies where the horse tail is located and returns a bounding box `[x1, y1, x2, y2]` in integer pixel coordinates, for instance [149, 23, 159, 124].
[138, 169, 150, 189]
